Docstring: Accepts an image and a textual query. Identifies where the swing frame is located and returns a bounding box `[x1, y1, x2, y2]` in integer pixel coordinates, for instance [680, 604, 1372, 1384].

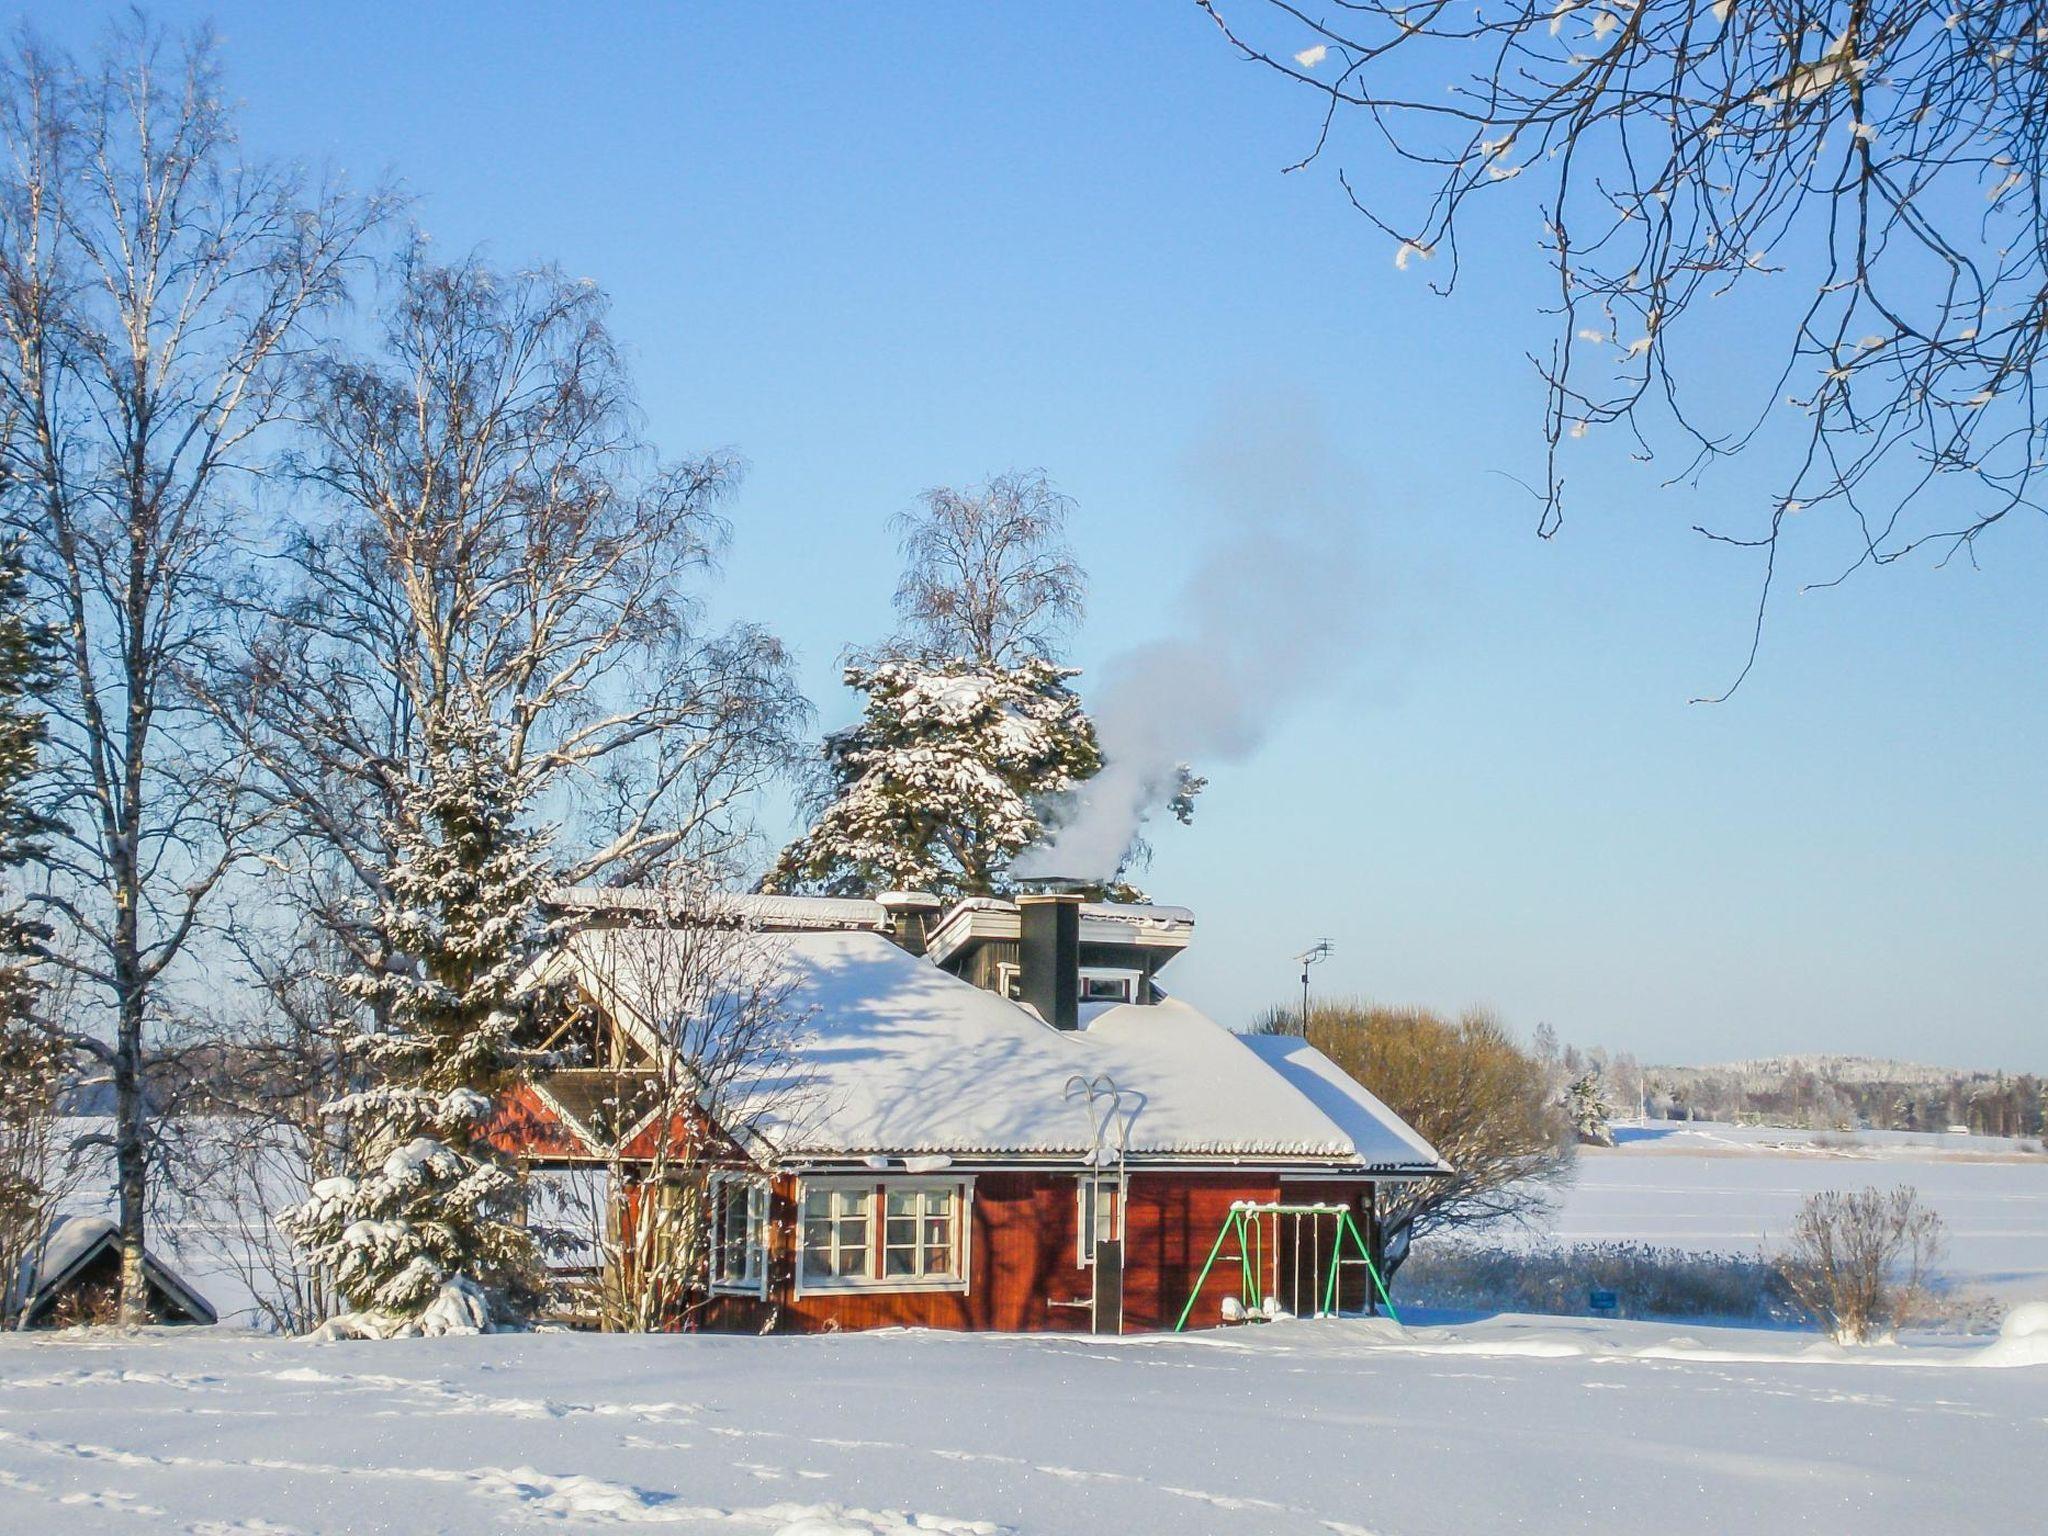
[1171, 1200, 1400, 1332]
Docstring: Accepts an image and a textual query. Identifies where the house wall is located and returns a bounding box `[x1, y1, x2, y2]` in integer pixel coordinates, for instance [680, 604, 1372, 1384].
[709, 1170, 1377, 1335]
[497, 1074, 1386, 1335]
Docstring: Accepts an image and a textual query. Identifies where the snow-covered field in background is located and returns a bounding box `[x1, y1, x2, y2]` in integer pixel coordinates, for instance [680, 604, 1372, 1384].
[1, 1313, 2044, 1536]
[1547, 1121, 2048, 1303]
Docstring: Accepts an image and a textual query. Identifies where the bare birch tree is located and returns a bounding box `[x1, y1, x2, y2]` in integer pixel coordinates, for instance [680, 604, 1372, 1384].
[224, 241, 804, 1008]
[884, 470, 1086, 669]
[1199, 0, 2048, 692]
[533, 884, 812, 1332]
[0, 21, 380, 1321]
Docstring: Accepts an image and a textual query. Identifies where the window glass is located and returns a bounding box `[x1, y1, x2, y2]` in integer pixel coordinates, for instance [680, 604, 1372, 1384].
[880, 1185, 957, 1279]
[1081, 974, 1132, 1002]
[801, 1187, 872, 1280]
[713, 1179, 763, 1288]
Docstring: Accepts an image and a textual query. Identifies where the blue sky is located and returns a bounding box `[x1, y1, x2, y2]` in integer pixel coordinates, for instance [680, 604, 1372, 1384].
[26, 2, 2046, 1068]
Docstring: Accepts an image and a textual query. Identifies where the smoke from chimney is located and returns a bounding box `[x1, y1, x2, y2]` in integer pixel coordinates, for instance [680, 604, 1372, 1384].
[1016, 397, 1372, 884]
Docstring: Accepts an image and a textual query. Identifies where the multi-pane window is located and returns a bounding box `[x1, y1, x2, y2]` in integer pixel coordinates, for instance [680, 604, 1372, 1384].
[797, 1181, 967, 1289]
[883, 1186, 958, 1279]
[801, 1186, 873, 1281]
[1078, 1178, 1120, 1267]
[711, 1176, 767, 1294]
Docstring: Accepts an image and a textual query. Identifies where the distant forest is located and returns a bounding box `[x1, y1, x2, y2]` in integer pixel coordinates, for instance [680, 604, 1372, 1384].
[1542, 1032, 2045, 1139]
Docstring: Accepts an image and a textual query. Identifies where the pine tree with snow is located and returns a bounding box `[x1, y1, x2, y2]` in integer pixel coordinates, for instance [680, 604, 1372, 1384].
[1567, 1070, 1615, 1148]
[767, 656, 1107, 899]
[283, 703, 559, 1335]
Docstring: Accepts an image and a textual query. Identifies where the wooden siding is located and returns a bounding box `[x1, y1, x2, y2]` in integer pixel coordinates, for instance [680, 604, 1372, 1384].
[492, 1088, 1381, 1335]
[715, 1170, 1376, 1335]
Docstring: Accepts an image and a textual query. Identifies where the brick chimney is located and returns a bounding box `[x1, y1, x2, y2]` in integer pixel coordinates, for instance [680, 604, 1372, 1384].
[1017, 892, 1082, 1031]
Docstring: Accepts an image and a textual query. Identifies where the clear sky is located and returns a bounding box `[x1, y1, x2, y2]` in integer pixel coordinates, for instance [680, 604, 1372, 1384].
[23, 2, 2047, 1069]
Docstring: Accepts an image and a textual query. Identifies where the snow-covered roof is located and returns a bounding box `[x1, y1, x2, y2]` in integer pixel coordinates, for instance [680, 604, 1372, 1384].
[549, 888, 888, 932]
[557, 926, 1444, 1173]
[1238, 1035, 1451, 1174]
[17, 1215, 217, 1327]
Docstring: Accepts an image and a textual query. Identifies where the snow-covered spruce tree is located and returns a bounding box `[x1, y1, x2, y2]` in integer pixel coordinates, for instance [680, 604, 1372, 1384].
[0, 533, 64, 1322]
[766, 656, 1105, 900]
[1567, 1071, 1616, 1149]
[282, 705, 559, 1336]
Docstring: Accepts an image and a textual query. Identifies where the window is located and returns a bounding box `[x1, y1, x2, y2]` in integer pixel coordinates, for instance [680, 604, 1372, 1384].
[801, 1186, 872, 1281]
[711, 1175, 767, 1295]
[996, 963, 1023, 1001]
[883, 1185, 958, 1280]
[1077, 1177, 1120, 1267]
[525, 1167, 607, 1271]
[1080, 971, 1136, 1004]
[797, 1179, 971, 1291]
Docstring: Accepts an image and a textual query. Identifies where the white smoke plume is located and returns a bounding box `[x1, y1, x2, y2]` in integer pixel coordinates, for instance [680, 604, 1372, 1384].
[1017, 397, 1371, 883]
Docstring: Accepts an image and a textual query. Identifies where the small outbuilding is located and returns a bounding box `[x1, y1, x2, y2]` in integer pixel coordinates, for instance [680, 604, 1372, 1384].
[12, 1216, 217, 1329]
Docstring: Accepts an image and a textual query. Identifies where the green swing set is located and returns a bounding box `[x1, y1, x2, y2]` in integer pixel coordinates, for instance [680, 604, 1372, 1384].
[1172, 1200, 1400, 1332]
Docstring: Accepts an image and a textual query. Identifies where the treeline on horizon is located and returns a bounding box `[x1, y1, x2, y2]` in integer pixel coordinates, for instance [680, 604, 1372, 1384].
[1635, 1061, 2046, 1139]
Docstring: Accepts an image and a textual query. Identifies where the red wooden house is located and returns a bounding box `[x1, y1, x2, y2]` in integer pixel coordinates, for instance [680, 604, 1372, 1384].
[500, 888, 1445, 1333]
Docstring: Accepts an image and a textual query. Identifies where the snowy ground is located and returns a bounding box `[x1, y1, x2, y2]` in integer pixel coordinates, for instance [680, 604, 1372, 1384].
[1, 1312, 2043, 1536]
[1547, 1121, 2048, 1304]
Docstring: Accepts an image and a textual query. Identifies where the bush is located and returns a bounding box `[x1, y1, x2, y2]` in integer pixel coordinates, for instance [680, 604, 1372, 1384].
[1257, 1000, 1574, 1276]
[1773, 1185, 1946, 1343]
[1397, 1241, 1787, 1323]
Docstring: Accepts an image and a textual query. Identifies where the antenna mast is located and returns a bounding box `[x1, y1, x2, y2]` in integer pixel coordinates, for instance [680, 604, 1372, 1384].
[1295, 939, 1333, 1035]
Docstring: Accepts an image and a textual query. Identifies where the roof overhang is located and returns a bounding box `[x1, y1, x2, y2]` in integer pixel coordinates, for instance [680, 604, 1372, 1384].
[925, 897, 1195, 968]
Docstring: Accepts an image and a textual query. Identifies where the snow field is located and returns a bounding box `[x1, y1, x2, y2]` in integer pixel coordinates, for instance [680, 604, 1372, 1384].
[1547, 1126, 2048, 1303]
[0, 1314, 2042, 1536]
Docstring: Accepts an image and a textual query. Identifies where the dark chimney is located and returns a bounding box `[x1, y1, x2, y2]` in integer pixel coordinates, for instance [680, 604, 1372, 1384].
[1018, 892, 1082, 1031]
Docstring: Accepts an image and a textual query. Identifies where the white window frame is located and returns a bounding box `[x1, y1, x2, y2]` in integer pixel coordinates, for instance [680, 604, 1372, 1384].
[1079, 967, 1142, 1005]
[994, 962, 1024, 1001]
[794, 1176, 974, 1296]
[881, 1183, 962, 1283]
[1076, 1176, 1122, 1268]
[708, 1171, 769, 1298]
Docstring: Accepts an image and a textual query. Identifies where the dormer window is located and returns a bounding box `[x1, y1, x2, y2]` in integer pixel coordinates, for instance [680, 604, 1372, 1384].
[1080, 969, 1138, 1004]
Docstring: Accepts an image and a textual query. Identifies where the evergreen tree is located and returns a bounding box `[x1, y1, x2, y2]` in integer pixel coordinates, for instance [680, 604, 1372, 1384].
[1567, 1070, 1615, 1148]
[283, 703, 557, 1334]
[767, 656, 1104, 899]
[769, 473, 1201, 900]
[0, 534, 62, 1310]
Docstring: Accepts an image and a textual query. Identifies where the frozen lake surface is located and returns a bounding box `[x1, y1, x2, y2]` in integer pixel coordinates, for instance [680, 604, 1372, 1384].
[1546, 1122, 2048, 1302]
[0, 1312, 2041, 1535]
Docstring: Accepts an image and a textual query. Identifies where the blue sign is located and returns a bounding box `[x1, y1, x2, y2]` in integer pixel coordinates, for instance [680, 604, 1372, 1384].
[1588, 1289, 1619, 1312]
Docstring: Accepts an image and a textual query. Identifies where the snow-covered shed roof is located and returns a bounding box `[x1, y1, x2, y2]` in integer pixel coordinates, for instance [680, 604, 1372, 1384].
[558, 925, 1445, 1173]
[15, 1215, 217, 1327]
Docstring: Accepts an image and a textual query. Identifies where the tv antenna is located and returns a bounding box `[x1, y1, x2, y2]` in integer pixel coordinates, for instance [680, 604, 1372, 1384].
[1295, 939, 1333, 1034]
